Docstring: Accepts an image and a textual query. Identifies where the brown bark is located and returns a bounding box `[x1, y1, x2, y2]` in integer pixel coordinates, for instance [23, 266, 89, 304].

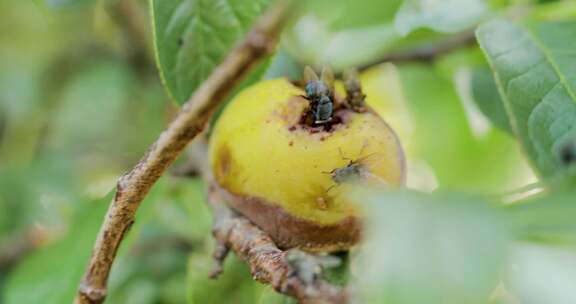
[208, 183, 348, 304]
[74, 1, 294, 303]
[358, 30, 476, 70]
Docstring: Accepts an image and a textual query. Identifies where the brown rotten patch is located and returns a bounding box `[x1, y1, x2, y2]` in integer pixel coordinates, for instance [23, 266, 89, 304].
[215, 185, 362, 252]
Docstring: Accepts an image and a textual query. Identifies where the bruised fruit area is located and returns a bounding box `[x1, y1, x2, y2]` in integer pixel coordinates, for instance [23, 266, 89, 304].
[209, 70, 405, 252]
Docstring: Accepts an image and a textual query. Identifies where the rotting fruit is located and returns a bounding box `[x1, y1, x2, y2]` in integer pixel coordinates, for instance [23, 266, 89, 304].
[209, 66, 405, 252]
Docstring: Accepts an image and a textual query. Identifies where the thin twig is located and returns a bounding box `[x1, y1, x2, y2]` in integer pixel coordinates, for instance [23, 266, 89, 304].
[0, 229, 47, 270]
[74, 1, 294, 303]
[107, 0, 155, 72]
[358, 30, 476, 70]
[208, 183, 348, 304]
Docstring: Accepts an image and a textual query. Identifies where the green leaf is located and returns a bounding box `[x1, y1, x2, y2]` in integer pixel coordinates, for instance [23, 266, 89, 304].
[286, 0, 445, 71]
[398, 64, 526, 192]
[256, 285, 296, 304]
[354, 190, 510, 304]
[4, 193, 111, 304]
[263, 49, 302, 80]
[506, 190, 576, 245]
[303, 0, 402, 31]
[50, 60, 131, 154]
[476, 18, 576, 181]
[471, 68, 512, 133]
[508, 245, 576, 304]
[284, 1, 459, 71]
[529, 1, 576, 21]
[44, 0, 96, 9]
[284, 18, 401, 71]
[321, 252, 349, 287]
[156, 178, 212, 240]
[4, 182, 164, 304]
[395, 0, 489, 36]
[187, 253, 257, 304]
[151, 0, 270, 104]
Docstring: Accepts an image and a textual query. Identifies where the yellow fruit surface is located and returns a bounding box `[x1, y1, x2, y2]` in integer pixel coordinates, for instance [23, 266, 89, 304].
[209, 78, 405, 226]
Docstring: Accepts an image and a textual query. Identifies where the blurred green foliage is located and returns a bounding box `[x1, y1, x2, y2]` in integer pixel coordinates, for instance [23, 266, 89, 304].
[395, 0, 489, 36]
[355, 190, 510, 304]
[5, 193, 112, 304]
[398, 63, 525, 191]
[2, 0, 576, 303]
[506, 189, 576, 244]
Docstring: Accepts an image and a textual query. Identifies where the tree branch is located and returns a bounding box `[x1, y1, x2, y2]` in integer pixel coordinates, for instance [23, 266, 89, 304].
[184, 134, 348, 303]
[358, 30, 476, 70]
[0, 229, 47, 270]
[74, 1, 294, 303]
[207, 183, 348, 304]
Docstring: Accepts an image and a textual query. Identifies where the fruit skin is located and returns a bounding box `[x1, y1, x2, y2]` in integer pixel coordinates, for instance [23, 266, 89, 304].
[209, 78, 405, 252]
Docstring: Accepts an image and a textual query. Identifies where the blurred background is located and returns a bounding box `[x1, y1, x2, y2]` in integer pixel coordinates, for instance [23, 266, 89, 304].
[1, 0, 573, 303]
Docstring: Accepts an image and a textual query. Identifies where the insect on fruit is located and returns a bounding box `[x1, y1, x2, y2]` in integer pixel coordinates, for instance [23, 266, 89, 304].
[303, 66, 335, 124]
[209, 73, 406, 252]
[325, 146, 388, 193]
[343, 68, 366, 110]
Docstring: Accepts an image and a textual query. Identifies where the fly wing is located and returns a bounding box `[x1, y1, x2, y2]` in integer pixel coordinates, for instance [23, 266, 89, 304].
[320, 65, 335, 94]
[303, 66, 319, 83]
[361, 171, 390, 188]
[356, 152, 384, 167]
[343, 68, 360, 92]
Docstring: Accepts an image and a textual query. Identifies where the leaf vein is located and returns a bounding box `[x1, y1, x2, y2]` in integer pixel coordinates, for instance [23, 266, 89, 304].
[521, 24, 576, 103]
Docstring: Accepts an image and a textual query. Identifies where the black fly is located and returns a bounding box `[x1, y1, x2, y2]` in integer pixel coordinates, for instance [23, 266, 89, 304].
[303, 66, 334, 125]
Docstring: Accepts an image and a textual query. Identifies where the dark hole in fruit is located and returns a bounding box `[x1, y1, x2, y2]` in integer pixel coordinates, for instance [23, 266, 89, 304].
[296, 107, 347, 133]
